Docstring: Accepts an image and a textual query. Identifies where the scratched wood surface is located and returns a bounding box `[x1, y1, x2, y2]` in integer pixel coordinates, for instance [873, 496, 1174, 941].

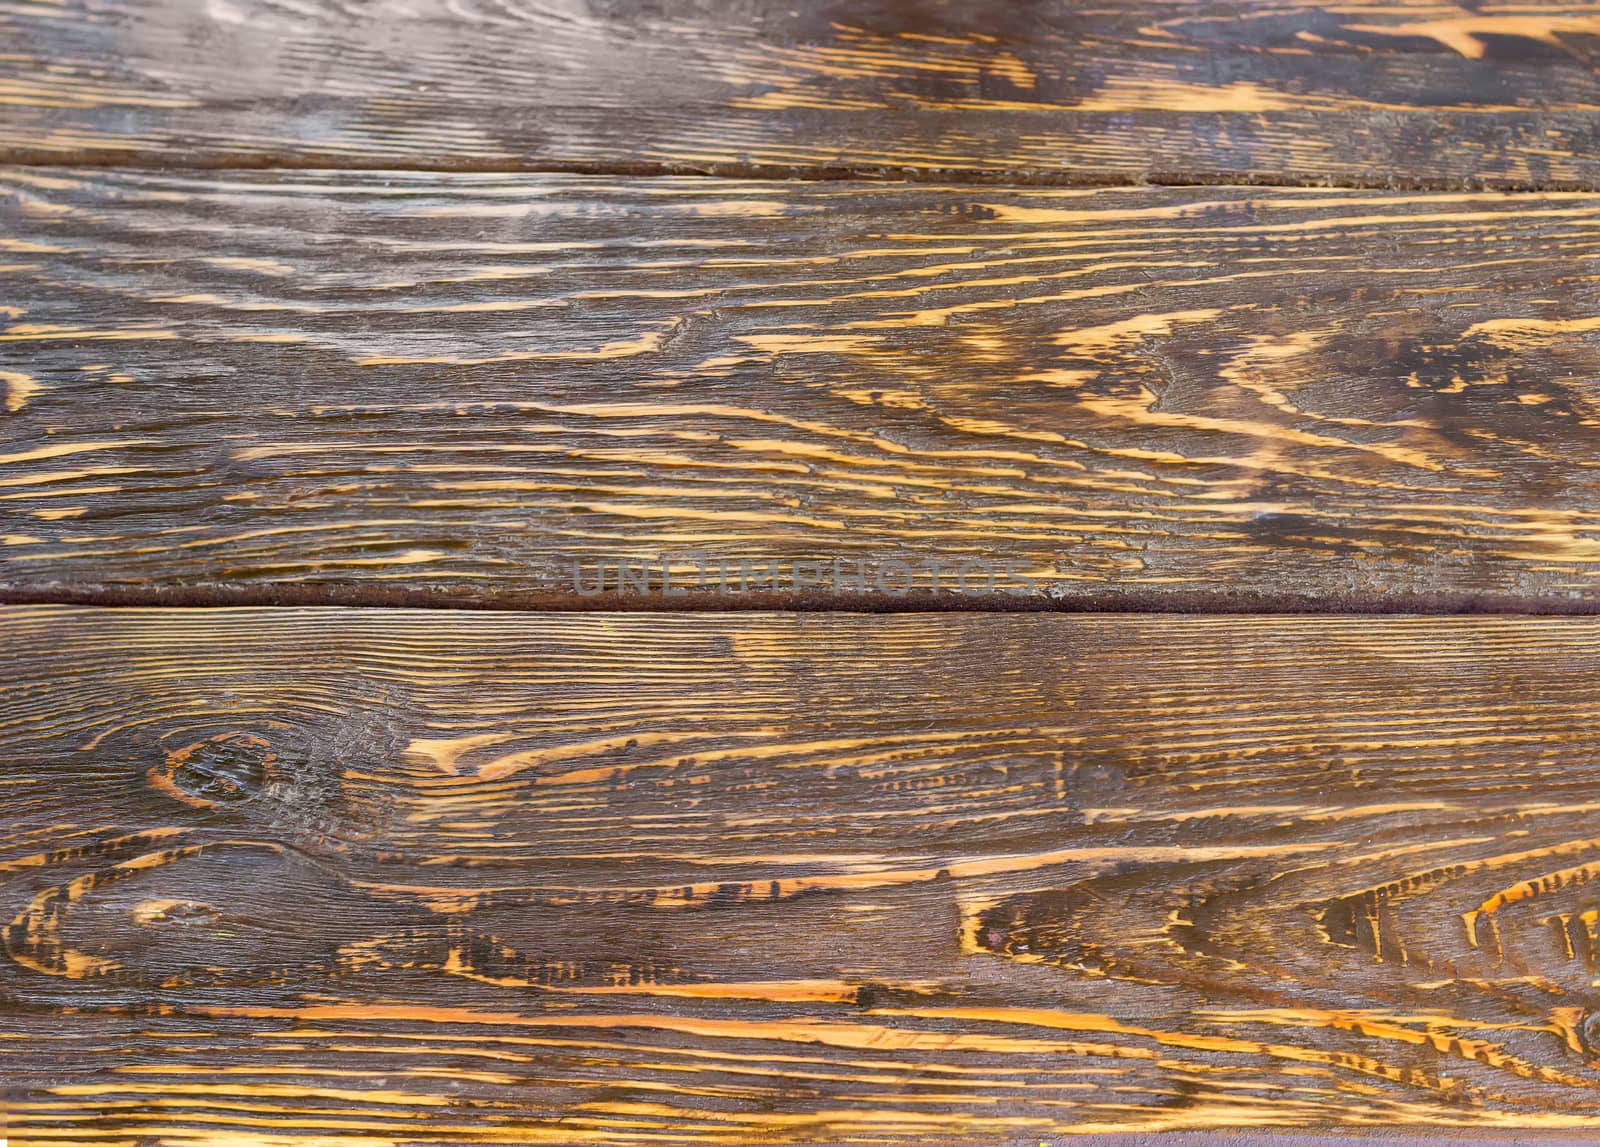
[6, 0, 1600, 187]
[8, 606, 1600, 1142]
[9, 170, 1600, 607]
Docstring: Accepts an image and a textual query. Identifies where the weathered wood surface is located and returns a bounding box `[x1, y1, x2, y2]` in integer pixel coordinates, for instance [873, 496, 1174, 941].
[8, 170, 1600, 607]
[7, 606, 1600, 1142]
[6, 0, 1600, 186]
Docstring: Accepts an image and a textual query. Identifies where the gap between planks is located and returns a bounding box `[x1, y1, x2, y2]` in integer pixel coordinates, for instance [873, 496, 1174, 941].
[7, 584, 1600, 616]
[3, 153, 1600, 193]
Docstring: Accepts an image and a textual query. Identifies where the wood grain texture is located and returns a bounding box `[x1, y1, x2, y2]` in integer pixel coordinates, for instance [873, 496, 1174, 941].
[6, 0, 1600, 186]
[9, 605, 1600, 1141]
[8, 170, 1600, 606]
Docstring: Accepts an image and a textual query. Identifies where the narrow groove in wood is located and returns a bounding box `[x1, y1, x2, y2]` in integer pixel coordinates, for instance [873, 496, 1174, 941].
[0, 152, 1596, 193]
[5, 584, 1600, 617]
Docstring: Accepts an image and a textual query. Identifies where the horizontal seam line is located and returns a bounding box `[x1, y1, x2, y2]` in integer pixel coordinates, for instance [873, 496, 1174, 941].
[0, 154, 1595, 192]
[2, 585, 1597, 617]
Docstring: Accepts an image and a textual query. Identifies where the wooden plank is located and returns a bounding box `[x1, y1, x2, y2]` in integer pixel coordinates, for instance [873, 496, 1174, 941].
[7, 605, 1600, 1142]
[4, 0, 1600, 186]
[7, 169, 1600, 607]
